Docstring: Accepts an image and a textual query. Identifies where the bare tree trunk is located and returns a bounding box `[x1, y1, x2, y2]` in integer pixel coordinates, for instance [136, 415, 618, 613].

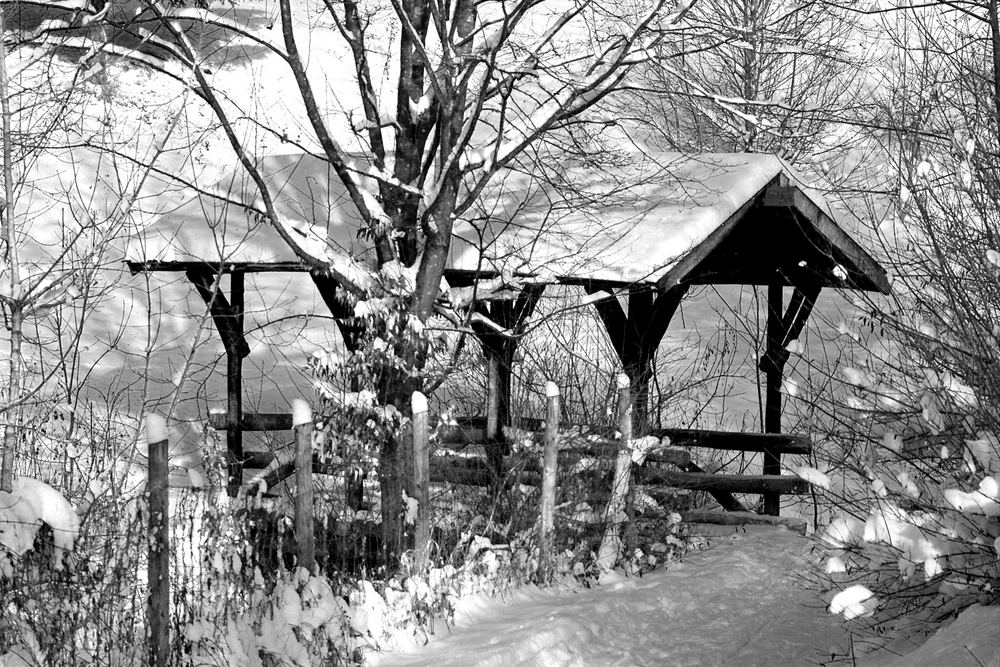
[0, 5, 23, 492]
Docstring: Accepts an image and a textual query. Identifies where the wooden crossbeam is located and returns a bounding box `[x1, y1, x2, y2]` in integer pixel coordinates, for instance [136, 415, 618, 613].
[432, 417, 813, 457]
[681, 510, 807, 535]
[209, 412, 294, 431]
[646, 428, 812, 455]
[642, 470, 811, 495]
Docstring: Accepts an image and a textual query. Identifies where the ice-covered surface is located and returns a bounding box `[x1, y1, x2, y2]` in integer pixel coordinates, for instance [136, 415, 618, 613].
[373, 526, 852, 666]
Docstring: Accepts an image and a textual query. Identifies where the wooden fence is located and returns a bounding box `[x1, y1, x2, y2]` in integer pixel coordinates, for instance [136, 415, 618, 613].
[145, 376, 813, 655]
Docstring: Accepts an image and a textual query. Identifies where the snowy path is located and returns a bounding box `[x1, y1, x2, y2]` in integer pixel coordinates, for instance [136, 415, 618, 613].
[375, 526, 852, 666]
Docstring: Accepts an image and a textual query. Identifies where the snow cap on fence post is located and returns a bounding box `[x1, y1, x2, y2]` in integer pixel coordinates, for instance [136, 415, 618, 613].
[616, 373, 630, 390]
[145, 413, 168, 444]
[292, 399, 312, 427]
[545, 381, 560, 398]
[411, 391, 428, 414]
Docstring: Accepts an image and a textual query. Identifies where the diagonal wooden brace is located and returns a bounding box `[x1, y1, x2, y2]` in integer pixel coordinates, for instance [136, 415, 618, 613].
[311, 271, 365, 352]
[758, 282, 821, 376]
[186, 269, 251, 359]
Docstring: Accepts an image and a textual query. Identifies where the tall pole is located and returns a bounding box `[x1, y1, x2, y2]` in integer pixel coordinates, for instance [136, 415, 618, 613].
[146, 414, 170, 667]
[763, 282, 783, 516]
[226, 271, 245, 496]
[293, 400, 314, 571]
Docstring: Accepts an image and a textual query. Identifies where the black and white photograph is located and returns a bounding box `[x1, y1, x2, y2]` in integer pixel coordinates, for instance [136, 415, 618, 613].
[0, 0, 997, 663]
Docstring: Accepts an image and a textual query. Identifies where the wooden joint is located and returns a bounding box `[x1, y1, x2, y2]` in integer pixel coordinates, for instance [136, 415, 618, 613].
[185, 269, 251, 359]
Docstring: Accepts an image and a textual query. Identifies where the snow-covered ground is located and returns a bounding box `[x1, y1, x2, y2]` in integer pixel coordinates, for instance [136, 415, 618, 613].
[372, 526, 1000, 667]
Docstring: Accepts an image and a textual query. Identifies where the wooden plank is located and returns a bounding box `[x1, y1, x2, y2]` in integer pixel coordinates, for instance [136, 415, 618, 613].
[311, 271, 364, 352]
[247, 459, 340, 493]
[437, 417, 812, 456]
[680, 510, 807, 536]
[129, 260, 311, 275]
[645, 470, 811, 495]
[647, 428, 811, 455]
[209, 412, 294, 432]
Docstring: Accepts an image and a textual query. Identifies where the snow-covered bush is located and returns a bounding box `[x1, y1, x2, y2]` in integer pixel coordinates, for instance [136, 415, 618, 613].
[807, 9, 1000, 640]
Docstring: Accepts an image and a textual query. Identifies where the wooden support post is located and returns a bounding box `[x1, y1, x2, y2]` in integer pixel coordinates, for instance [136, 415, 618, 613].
[586, 284, 688, 432]
[597, 374, 634, 571]
[411, 392, 431, 570]
[227, 271, 245, 497]
[145, 414, 170, 667]
[537, 381, 560, 583]
[763, 282, 783, 516]
[293, 400, 314, 572]
[486, 354, 501, 442]
[469, 285, 544, 477]
[185, 268, 249, 496]
[619, 377, 637, 561]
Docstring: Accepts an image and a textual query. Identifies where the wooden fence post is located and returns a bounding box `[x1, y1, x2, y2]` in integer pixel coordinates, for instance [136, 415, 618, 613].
[537, 381, 560, 582]
[619, 375, 638, 560]
[411, 391, 431, 570]
[146, 414, 170, 667]
[597, 374, 634, 571]
[293, 400, 314, 572]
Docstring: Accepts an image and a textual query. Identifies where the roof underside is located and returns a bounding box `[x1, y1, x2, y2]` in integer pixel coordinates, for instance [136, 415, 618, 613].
[129, 152, 890, 293]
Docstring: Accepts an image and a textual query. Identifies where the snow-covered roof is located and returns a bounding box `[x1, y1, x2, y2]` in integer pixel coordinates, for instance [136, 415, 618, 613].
[129, 152, 890, 293]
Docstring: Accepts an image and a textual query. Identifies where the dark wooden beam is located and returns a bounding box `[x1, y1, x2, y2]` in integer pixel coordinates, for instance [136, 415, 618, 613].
[644, 470, 811, 495]
[758, 282, 822, 376]
[185, 269, 251, 359]
[681, 510, 807, 535]
[227, 271, 245, 496]
[469, 285, 545, 459]
[209, 412, 294, 432]
[130, 260, 310, 275]
[763, 281, 783, 515]
[763, 180, 891, 294]
[647, 428, 812, 455]
[311, 271, 364, 352]
[586, 284, 689, 430]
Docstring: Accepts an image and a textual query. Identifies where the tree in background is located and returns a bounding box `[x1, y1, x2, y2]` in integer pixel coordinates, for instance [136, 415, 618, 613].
[634, 0, 862, 160]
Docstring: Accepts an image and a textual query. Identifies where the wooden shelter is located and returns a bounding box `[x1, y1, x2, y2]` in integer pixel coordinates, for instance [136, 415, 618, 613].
[128, 152, 889, 514]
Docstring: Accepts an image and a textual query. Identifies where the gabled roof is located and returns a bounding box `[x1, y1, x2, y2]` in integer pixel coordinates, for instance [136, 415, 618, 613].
[129, 152, 890, 293]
